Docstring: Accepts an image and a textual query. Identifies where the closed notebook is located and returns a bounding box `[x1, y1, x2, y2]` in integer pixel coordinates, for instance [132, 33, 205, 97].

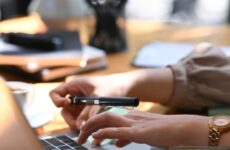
[0, 46, 107, 81]
[0, 31, 107, 81]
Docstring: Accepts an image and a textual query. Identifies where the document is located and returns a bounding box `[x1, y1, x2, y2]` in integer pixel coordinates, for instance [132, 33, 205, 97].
[132, 41, 230, 68]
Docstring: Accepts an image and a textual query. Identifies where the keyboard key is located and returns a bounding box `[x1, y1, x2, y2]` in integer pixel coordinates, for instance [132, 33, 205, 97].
[73, 146, 88, 150]
[41, 135, 88, 150]
[40, 139, 51, 147]
[57, 145, 72, 150]
[44, 145, 59, 150]
[67, 142, 81, 147]
[46, 138, 64, 146]
[56, 136, 76, 144]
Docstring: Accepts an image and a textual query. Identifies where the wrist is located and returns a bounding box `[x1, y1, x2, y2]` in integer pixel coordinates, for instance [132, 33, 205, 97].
[209, 115, 230, 146]
[126, 68, 173, 103]
[180, 115, 209, 146]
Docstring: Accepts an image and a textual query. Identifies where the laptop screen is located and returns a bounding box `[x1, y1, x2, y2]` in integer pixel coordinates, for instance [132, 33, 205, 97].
[0, 78, 42, 150]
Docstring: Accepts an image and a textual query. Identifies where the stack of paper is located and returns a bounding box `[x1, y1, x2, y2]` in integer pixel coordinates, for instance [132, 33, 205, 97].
[0, 44, 107, 81]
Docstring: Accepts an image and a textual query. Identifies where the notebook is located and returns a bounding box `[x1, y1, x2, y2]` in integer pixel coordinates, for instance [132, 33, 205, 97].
[132, 41, 230, 68]
[0, 78, 151, 150]
[0, 31, 107, 81]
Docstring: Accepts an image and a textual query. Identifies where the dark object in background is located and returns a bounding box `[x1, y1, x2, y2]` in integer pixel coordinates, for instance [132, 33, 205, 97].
[0, 0, 31, 20]
[0, 30, 107, 82]
[2, 33, 63, 51]
[52, 30, 82, 50]
[170, 0, 197, 22]
[1, 31, 82, 54]
[86, 0, 128, 53]
[171, 0, 197, 16]
[16, 0, 31, 15]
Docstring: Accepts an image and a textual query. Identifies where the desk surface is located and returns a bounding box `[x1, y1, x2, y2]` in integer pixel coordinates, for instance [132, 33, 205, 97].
[1, 15, 230, 81]
[1, 15, 230, 136]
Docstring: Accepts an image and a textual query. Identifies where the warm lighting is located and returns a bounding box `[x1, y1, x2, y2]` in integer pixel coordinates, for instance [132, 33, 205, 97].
[0, 13, 47, 34]
[27, 61, 39, 71]
[33, 83, 69, 135]
[80, 51, 89, 68]
[127, 19, 166, 34]
[136, 102, 169, 114]
[170, 26, 217, 41]
[80, 58, 88, 68]
[0, 81, 14, 139]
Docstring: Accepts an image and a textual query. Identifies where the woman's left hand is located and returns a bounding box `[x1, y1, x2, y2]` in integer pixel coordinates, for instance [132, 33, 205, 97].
[77, 111, 209, 147]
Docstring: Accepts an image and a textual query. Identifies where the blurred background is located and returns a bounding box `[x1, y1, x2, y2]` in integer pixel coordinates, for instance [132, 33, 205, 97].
[0, 0, 229, 25]
[0, 0, 229, 121]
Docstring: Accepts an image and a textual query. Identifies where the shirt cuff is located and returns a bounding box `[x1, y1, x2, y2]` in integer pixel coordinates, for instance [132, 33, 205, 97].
[166, 64, 188, 108]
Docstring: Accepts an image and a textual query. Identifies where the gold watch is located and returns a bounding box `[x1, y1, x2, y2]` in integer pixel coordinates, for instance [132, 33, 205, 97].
[208, 115, 230, 146]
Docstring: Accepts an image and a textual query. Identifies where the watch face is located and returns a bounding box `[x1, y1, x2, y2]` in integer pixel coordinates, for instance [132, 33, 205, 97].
[212, 116, 230, 127]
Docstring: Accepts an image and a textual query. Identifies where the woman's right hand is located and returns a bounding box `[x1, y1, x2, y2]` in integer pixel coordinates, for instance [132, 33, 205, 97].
[78, 111, 209, 147]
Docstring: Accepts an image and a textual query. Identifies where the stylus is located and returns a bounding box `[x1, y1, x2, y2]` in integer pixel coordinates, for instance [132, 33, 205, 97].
[69, 96, 139, 107]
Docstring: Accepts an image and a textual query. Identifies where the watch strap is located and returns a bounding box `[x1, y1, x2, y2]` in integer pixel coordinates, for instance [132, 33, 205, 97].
[209, 126, 221, 146]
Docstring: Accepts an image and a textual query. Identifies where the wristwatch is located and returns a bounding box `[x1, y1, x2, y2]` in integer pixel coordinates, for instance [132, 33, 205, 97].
[208, 115, 230, 146]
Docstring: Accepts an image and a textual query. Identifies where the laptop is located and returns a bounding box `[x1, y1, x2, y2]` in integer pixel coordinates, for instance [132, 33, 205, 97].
[0, 78, 152, 150]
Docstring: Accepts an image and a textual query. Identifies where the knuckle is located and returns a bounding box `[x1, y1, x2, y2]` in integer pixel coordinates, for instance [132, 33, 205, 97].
[103, 112, 113, 118]
[87, 115, 96, 123]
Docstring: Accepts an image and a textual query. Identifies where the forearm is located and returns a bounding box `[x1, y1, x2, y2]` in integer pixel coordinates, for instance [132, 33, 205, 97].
[219, 131, 230, 146]
[124, 68, 174, 104]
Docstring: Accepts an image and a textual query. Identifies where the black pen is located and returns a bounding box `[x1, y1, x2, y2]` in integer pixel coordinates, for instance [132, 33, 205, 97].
[69, 96, 139, 107]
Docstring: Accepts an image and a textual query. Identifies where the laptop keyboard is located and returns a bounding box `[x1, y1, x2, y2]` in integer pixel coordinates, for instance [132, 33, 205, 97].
[40, 135, 88, 150]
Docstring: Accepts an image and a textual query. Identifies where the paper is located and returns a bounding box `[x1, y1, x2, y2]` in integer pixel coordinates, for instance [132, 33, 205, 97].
[132, 41, 230, 68]
[24, 83, 60, 128]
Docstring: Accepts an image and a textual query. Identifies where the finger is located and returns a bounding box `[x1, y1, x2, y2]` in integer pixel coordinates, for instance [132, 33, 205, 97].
[76, 106, 92, 128]
[92, 138, 104, 146]
[78, 129, 109, 145]
[81, 112, 129, 132]
[78, 113, 129, 144]
[67, 80, 94, 96]
[92, 127, 133, 141]
[50, 81, 92, 107]
[49, 84, 71, 107]
[61, 108, 76, 130]
[125, 110, 164, 120]
[88, 106, 102, 117]
[115, 139, 131, 147]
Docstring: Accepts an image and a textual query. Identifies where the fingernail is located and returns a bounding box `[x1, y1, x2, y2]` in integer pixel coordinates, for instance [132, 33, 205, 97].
[64, 98, 71, 105]
[80, 121, 86, 130]
[92, 132, 99, 137]
[93, 139, 101, 145]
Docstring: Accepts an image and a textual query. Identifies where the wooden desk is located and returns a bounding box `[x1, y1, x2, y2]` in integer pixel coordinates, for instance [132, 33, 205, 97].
[1, 15, 230, 80]
[1, 15, 230, 135]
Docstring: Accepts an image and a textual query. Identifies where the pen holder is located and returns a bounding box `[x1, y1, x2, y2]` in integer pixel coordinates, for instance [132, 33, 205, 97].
[85, 0, 128, 53]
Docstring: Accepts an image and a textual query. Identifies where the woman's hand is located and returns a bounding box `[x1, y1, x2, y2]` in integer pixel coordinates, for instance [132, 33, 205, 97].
[78, 111, 209, 147]
[49, 74, 132, 129]
[49, 68, 174, 130]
